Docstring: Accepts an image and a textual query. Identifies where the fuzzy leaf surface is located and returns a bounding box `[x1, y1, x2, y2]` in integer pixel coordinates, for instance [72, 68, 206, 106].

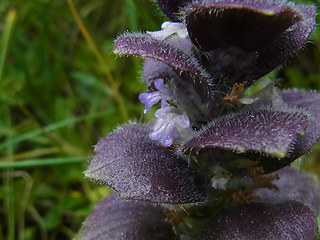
[195, 201, 318, 240]
[78, 194, 177, 240]
[253, 4, 316, 79]
[85, 124, 206, 204]
[281, 90, 320, 160]
[114, 34, 203, 75]
[184, 109, 308, 158]
[156, 0, 192, 21]
[185, 1, 301, 52]
[256, 167, 320, 214]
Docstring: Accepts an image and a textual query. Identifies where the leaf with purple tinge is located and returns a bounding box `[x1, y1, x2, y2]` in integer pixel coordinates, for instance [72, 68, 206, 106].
[280, 90, 320, 160]
[185, 0, 302, 52]
[156, 0, 192, 21]
[256, 167, 320, 214]
[77, 193, 177, 240]
[254, 4, 316, 80]
[114, 33, 203, 75]
[194, 201, 318, 240]
[142, 37, 196, 89]
[85, 123, 206, 204]
[183, 109, 308, 158]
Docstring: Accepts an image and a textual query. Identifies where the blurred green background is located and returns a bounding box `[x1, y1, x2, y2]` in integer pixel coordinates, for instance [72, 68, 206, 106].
[0, 0, 319, 239]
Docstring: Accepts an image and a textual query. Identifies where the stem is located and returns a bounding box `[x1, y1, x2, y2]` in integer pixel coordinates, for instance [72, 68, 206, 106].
[0, 10, 16, 81]
[66, 0, 128, 120]
[0, 157, 88, 169]
[27, 206, 47, 240]
[0, 10, 16, 240]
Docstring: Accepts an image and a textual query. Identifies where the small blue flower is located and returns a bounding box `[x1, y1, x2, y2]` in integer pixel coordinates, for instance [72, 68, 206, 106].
[139, 78, 171, 113]
[139, 78, 193, 146]
[150, 107, 191, 147]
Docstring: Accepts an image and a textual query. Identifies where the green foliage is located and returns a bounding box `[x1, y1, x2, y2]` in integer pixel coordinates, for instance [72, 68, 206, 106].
[0, 0, 161, 239]
[0, 0, 319, 239]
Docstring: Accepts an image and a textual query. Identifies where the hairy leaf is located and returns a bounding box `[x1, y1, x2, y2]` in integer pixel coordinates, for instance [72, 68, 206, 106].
[85, 124, 206, 204]
[195, 201, 318, 240]
[281, 90, 320, 160]
[256, 167, 320, 214]
[114, 33, 203, 75]
[253, 4, 316, 79]
[78, 194, 177, 240]
[156, 0, 192, 21]
[185, 1, 301, 52]
[184, 109, 308, 158]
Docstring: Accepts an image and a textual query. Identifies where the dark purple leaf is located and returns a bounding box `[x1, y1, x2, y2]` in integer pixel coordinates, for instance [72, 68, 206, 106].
[184, 109, 308, 158]
[195, 201, 318, 240]
[85, 123, 206, 204]
[183, 2, 316, 83]
[114, 33, 204, 75]
[142, 37, 196, 89]
[185, 1, 301, 52]
[156, 0, 192, 22]
[78, 194, 177, 240]
[281, 90, 320, 159]
[256, 167, 320, 214]
[253, 4, 316, 79]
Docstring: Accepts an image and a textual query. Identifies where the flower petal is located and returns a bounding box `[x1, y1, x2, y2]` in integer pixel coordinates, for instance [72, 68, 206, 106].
[256, 167, 320, 214]
[195, 201, 318, 240]
[85, 123, 206, 204]
[150, 107, 192, 147]
[183, 109, 308, 158]
[147, 21, 188, 40]
[185, 0, 302, 52]
[114, 33, 203, 75]
[139, 91, 162, 113]
[78, 194, 177, 240]
[281, 90, 320, 160]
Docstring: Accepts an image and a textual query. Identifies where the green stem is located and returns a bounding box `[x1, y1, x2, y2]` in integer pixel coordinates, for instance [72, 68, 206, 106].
[0, 10, 16, 81]
[3, 106, 14, 240]
[1, 10, 17, 240]
[27, 206, 47, 240]
[66, 0, 128, 121]
[0, 157, 88, 169]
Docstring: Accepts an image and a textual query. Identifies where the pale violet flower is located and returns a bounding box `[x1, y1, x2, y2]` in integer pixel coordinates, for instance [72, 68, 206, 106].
[149, 107, 191, 147]
[138, 78, 171, 113]
[147, 21, 188, 40]
[139, 78, 193, 146]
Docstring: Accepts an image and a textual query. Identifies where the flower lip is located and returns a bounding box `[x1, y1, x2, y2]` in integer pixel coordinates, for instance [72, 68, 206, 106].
[149, 107, 191, 147]
[147, 21, 188, 40]
[185, 2, 302, 52]
[139, 78, 171, 114]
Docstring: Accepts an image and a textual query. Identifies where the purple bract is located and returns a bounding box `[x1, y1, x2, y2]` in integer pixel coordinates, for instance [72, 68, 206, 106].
[78, 0, 320, 239]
